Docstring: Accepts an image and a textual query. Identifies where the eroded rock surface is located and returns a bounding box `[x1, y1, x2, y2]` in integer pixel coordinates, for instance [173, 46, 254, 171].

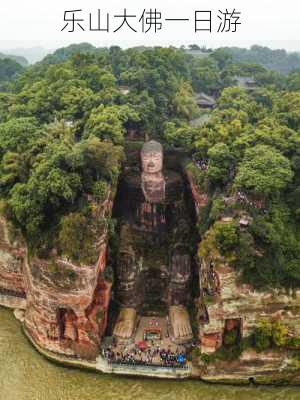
[187, 166, 300, 382]
[0, 217, 26, 308]
[0, 194, 114, 360]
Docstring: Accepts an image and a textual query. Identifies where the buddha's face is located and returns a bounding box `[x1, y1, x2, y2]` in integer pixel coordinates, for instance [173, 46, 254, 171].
[141, 151, 163, 174]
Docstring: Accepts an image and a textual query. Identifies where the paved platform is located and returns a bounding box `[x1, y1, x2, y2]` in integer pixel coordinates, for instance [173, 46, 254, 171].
[24, 322, 192, 379]
[112, 316, 186, 365]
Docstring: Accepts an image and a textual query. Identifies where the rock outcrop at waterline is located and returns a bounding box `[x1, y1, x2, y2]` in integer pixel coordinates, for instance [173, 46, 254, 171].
[198, 256, 300, 354]
[24, 244, 111, 359]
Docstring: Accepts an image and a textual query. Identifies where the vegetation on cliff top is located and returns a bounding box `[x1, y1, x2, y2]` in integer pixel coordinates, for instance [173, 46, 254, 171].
[190, 85, 299, 288]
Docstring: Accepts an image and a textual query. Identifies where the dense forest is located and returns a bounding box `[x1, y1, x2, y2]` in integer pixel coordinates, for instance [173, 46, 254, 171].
[0, 43, 299, 289]
[186, 44, 300, 74]
[0, 53, 28, 67]
[0, 58, 25, 90]
[219, 45, 300, 75]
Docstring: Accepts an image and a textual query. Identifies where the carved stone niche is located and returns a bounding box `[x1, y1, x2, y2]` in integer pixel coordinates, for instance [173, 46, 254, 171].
[223, 318, 243, 346]
[58, 308, 78, 342]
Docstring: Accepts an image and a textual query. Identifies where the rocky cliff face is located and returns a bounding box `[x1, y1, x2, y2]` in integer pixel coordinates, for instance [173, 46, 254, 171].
[23, 194, 115, 359]
[186, 166, 300, 352]
[0, 193, 115, 360]
[24, 243, 111, 359]
[185, 169, 209, 214]
[0, 217, 26, 309]
[186, 164, 300, 382]
[199, 260, 300, 353]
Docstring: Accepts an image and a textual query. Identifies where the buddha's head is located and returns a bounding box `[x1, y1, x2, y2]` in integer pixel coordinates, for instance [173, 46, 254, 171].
[141, 140, 163, 174]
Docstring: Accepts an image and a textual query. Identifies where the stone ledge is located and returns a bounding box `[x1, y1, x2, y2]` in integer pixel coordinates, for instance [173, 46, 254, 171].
[0, 294, 26, 310]
[201, 372, 300, 386]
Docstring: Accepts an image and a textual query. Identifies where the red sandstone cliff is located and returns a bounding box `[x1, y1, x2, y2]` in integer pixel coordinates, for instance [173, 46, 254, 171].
[186, 165, 300, 357]
[0, 216, 26, 309]
[23, 194, 114, 359]
[0, 192, 115, 360]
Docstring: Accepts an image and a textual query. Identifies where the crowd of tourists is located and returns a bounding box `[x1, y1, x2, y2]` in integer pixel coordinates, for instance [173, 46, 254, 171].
[192, 156, 208, 171]
[236, 190, 266, 211]
[102, 343, 187, 368]
[222, 191, 266, 213]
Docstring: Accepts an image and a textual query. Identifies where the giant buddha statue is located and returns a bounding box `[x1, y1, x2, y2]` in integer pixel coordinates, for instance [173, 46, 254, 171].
[113, 140, 193, 343]
[141, 140, 165, 203]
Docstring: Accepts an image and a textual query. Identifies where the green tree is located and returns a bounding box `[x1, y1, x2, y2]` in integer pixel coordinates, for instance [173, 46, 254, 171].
[84, 104, 139, 145]
[0, 117, 40, 158]
[207, 143, 234, 185]
[214, 221, 239, 254]
[0, 58, 24, 84]
[234, 145, 293, 196]
[254, 320, 272, 352]
[172, 81, 198, 119]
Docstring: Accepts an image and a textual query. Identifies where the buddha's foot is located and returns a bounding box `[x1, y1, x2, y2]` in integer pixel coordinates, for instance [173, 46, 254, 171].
[113, 307, 137, 339]
[169, 305, 193, 343]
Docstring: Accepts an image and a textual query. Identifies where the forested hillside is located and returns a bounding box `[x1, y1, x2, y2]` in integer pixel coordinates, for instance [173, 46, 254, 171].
[218, 45, 300, 74]
[0, 58, 25, 90]
[0, 53, 28, 67]
[0, 45, 299, 287]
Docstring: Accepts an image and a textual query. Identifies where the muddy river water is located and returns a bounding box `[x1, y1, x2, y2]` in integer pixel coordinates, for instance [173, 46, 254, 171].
[0, 308, 299, 400]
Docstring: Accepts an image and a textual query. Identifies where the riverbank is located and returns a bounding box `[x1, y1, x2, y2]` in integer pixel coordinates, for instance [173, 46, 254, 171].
[23, 324, 192, 379]
[0, 299, 299, 385]
[22, 314, 300, 385]
[1, 307, 300, 400]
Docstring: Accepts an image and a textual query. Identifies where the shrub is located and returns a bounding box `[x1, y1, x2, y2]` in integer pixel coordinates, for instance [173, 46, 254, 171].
[92, 180, 108, 203]
[254, 320, 272, 351]
[254, 319, 289, 351]
[223, 329, 239, 347]
[286, 337, 300, 349]
[191, 347, 202, 359]
[212, 343, 243, 361]
[103, 264, 114, 283]
[199, 352, 211, 364]
[255, 329, 272, 352]
[272, 320, 288, 347]
[214, 220, 239, 254]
